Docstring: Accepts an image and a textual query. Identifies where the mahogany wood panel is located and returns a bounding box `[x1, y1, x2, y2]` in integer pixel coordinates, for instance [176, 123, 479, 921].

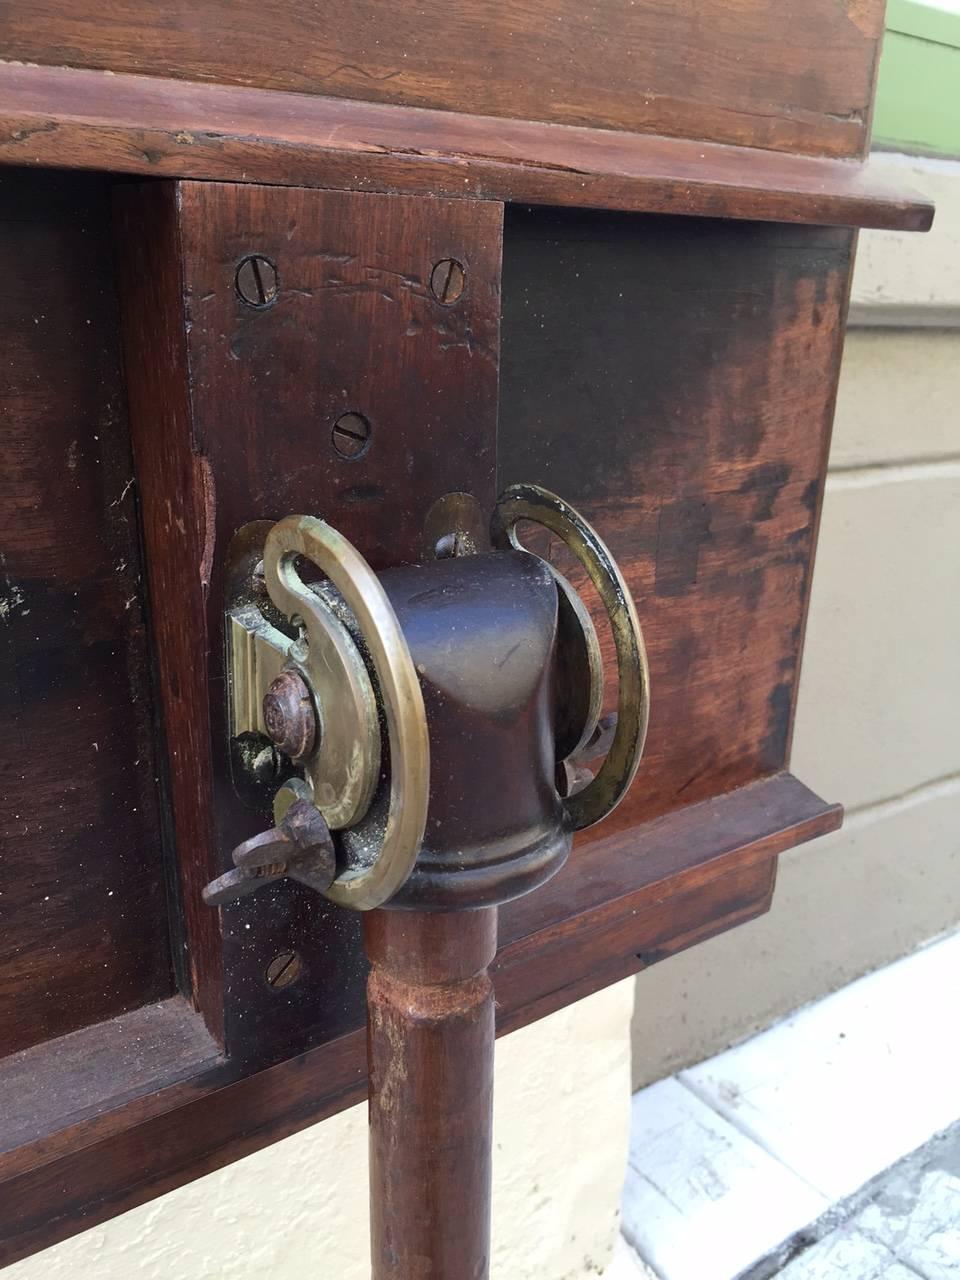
[0, 0, 883, 157]
[114, 180, 224, 1041]
[2, 998, 219, 1156]
[499, 206, 852, 840]
[0, 64, 934, 232]
[0, 169, 172, 1056]
[0, 773, 836, 1267]
[115, 180, 503, 1067]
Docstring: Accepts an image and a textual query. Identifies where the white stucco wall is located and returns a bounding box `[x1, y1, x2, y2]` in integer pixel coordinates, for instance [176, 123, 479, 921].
[6, 978, 635, 1280]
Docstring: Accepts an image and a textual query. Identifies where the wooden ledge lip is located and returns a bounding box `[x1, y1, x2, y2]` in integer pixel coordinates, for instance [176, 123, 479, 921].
[0, 62, 933, 231]
[0, 772, 837, 1266]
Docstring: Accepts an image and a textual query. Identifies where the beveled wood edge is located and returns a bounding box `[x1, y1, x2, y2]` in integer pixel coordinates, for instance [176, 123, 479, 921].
[0, 770, 839, 1266]
[0, 997, 222, 1159]
[0, 62, 933, 231]
[113, 181, 226, 1042]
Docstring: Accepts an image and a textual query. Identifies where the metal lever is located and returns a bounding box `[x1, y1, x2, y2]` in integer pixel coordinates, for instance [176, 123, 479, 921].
[202, 797, 336, 905]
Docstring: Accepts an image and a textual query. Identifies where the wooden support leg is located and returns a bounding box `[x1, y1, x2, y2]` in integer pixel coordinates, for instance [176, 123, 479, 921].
[365, 907, 498, 1280]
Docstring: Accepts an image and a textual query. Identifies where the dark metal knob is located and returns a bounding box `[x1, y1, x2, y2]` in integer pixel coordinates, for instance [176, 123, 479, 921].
[262, 670, 317, 760]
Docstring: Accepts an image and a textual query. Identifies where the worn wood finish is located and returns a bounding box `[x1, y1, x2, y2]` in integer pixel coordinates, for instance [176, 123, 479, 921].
[0, 0, 931, 1256]
[1, 177, 855, 1257]
[114, 182, 224, 1041]
[0, 0, 883, 157]
[497, 773, 842, 1022]
[0, 64, 933, 232]
[0, 772, 837, 1268]
[115, 179, 503, 1067]
[1, 998, 220, 1156]
[499, 206, 853, 836]
[366, 909, 498, 1280]
[0, 169, 172, 1056]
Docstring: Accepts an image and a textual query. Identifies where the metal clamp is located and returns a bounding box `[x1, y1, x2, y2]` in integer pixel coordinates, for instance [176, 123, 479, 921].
[263, 517, 430, 911]
[490, 483, 650, 829]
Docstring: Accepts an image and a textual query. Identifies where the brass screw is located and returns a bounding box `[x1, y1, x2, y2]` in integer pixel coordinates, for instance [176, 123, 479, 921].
[430, 258, 465, 304]
[265, 951, 303, 989]
[263, 670, 317, 760]
[331, 411, 372, 459]
[236, 254, 279, 308]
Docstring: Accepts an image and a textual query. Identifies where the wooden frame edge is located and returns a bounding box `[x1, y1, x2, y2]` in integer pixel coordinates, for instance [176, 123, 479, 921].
[0, 62, 933, 231]
[0, 771, 838, 1266]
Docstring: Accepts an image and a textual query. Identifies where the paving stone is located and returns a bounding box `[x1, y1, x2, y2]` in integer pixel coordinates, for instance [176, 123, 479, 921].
[775, 1223, 919, 1280]
[854, 1128, 960, 1280]
[622, 1079, 826, 1280]
[680, 932, 960, 1200]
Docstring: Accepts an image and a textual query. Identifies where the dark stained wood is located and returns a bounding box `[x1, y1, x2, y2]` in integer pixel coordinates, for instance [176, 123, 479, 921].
[0, 772, 837, 1267]
[0, 997, 220, 1156]
[0, 171, 858, 1261]
[0, 0, 884, 157]
[499, 207, 853, 836]
[115, 180, 503, 1067]
[0, 64, 933, 232]
[0, 168, 172, 1056]
[0, 0, 926, 1254]
[497, 773, 842, 1025]
[366, 908, 497, 1280]
[114, 183, 224, 1042]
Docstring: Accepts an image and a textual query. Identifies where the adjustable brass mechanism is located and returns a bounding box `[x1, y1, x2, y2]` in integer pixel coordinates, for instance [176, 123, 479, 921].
[491, 483, 650, 830]
[204, 485, 650, 914]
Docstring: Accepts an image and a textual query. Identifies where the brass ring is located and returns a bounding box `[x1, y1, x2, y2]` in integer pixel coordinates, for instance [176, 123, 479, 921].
[490, 483, 650, 830]
[264, 516, 430, 911]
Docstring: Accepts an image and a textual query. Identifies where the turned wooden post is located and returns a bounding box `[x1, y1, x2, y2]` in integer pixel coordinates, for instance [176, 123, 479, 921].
[366, 908, 498, 1280]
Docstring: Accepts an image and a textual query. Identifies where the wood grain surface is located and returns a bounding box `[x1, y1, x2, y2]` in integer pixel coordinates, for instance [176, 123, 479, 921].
[116, 179, 503, 1067]
[499, 205, 853, 839]
[2, 172, 854, 1258]
[0, 63, 933, 232]
[0, 169, 172, 1056]
[0, 0, 884, 156]
[0, 772, 839, 1267]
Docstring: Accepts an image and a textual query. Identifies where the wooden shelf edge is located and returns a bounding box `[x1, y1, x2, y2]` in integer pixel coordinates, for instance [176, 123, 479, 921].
[0, 62, 933, 231]
[0, 771, 839, 1266]
[0, 998, 222, 1163]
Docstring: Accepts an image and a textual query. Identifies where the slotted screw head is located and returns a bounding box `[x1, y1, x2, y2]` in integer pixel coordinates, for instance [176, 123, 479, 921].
[331, 411, 372, 459]
[266, 951, 303, 989]
[430, 258, 465, 304]
[235, 254, 279, 308]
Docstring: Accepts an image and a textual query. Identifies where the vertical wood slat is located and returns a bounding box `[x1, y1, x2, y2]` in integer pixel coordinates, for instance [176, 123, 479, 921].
[115, 184, 224, 1041]
[115, 181, 504, 1059]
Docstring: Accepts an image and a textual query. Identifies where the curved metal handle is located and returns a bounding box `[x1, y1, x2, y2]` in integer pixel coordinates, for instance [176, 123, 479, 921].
[264, 516, 430, 912]
[490, 484, 650, 830]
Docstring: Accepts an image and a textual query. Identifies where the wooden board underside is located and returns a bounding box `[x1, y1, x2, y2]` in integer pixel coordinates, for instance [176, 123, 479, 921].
[499, 205, 852, 836]
[0, 64, 934, 233]
[0, 0, 883, 157]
